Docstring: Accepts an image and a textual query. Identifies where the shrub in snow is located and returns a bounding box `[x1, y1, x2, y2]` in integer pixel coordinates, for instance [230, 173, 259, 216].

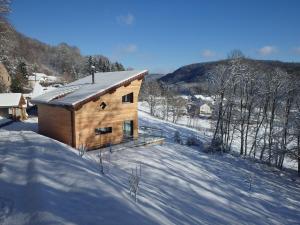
[174, 131, 182, 144]
[129, 164, 141, 202]
[78, 144, 87, 157]
[208, 137, 223, 152]
[186, 135, 198, 146]
[98, 150, 104, 175]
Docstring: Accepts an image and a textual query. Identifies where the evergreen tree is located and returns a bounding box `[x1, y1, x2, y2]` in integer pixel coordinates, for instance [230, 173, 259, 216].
[11, 61, 28, 93]
[87, 56, 94, 74]
[113, 62, 125, 71]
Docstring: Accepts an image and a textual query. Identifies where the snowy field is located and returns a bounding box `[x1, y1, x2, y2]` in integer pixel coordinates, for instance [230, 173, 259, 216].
[0, 116, 12, 127]
[0, 110, 300, 224]
[138, 102, 213, 138]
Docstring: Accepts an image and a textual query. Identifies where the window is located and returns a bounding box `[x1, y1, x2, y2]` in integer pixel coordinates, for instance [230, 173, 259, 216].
[100, 102, 107, 110]
[122, 92, 133, 103]
[95, 127, 112, 135]
[123, 120, 133, 137]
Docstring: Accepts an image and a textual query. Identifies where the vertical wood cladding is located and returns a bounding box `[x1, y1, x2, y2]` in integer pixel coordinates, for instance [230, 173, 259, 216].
[75, 79, 142, 149]
[37, 104, 73, 146]
[37, 79, 142, 150]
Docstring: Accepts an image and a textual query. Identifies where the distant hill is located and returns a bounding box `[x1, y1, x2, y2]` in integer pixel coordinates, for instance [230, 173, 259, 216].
[160, 59, 300, 95]
[144, 73, 166, 81]
[0, 20, 125, 81]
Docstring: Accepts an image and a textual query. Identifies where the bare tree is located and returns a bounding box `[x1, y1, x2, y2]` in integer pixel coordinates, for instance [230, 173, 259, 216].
[209, 55, 300, 173]
[169, 96, 186, 124]
[141, 80, 162, 116]
[209, 63, 236, 151]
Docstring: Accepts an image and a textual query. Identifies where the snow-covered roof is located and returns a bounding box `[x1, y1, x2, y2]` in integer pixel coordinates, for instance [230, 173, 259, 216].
[0, 93, 22, 107]
[32, 70, 147, 107]
[194, 95, 214, 102]
[28, 73, 58, 82]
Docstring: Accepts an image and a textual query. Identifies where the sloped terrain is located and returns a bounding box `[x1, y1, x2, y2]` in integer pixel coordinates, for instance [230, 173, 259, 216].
[0, 111, 299, 224]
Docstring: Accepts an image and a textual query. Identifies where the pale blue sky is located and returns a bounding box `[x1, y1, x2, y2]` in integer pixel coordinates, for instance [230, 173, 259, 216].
[9, 0, 300, 73]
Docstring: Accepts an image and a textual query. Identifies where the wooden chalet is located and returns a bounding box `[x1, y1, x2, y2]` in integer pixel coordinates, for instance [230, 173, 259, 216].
[32, 70, 148, 150]
[0, 93, 28, 120]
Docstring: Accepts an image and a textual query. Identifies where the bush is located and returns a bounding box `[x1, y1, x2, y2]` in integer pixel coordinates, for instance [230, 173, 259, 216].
[208, 137, 223, 152]
[174, 131, 182, 144]
[186, 135, 198, 146]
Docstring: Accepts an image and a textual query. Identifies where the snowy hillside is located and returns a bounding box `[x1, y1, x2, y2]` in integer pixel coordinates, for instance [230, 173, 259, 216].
[0, 111, 300, 224]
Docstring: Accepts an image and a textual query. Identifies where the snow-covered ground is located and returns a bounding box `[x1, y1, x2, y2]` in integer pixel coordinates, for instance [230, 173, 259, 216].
[0, 109, 300, 224]
[139, 102, 213, 137]
[0, 116, 12, 127]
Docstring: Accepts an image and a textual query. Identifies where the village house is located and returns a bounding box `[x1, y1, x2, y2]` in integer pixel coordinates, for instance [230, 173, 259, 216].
[0, 62, 11, 92]
[28, 72, 59, 88]
[0, 93, 28, 120]
[32, 70, 147, 150]
[199, 103, 212, 115]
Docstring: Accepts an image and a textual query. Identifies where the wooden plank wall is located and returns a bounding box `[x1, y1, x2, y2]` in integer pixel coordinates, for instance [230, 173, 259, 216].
[37, 104, 73, 146]
[75, 79, 142, 149]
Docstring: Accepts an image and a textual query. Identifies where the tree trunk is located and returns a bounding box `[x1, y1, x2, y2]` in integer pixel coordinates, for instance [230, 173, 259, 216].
[268, 97, 276, 164]
[298, 135, 300, 176]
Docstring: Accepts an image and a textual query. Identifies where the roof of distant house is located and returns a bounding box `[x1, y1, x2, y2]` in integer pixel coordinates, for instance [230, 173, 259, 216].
[28, 73, 58, 82]
[194, 95, 214, 102]
[0, 93, 22, 107]
[31, 70, 148, 108]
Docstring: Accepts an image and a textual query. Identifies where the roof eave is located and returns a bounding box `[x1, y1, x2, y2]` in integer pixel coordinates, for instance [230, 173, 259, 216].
[32, 70, 148, 111]
[72, 70, 148, 110]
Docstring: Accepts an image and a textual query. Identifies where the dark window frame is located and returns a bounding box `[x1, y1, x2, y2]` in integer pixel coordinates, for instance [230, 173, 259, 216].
[95, 127, 112, 135]
[123, 120, 134, 137]
[122, 92, 134, 103]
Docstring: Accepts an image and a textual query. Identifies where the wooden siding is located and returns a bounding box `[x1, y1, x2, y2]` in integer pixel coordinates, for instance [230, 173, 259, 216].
[74, 79, 142, 149]
[37, 104, 73, 146]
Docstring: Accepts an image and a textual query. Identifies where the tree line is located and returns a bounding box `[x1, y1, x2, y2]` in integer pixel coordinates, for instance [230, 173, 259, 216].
[140, 80, 188, 124]
[0, 0, 125, 91]
[210, 53, 300, 175]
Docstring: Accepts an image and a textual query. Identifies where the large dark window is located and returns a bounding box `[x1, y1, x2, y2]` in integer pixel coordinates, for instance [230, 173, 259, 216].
[95, 127, 112, 135]
[123, 120, 133, 138]
[122, 92, 133, 103]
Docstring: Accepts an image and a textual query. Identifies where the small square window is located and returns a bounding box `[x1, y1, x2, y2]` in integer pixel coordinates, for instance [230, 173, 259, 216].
[122, 93, 133, 103]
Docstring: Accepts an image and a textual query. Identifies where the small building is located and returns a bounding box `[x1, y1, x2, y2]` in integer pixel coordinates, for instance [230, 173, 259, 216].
[0, 63, 11, 91]
[28, 73, 59, 88]
[24, 82, 57, 107]
[199, 103, 212, 115]
[0, 93, 28, 120]
[32, 70, 147, 150]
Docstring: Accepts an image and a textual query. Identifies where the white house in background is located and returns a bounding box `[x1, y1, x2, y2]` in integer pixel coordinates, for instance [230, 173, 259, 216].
[0, 93, 28, 120]
[199, 103, 212, 115]
[28, 73, 58, 88]
[24, 83, 57, 107]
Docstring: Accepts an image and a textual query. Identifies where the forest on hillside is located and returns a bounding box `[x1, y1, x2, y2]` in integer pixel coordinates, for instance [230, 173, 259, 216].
[141, 51, 300, 175]
[0, 0, 125, 85]
[160, 56, 300, 95]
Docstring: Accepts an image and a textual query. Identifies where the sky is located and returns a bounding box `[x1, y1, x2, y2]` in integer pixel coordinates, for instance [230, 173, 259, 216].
[9, 0, 300, 73]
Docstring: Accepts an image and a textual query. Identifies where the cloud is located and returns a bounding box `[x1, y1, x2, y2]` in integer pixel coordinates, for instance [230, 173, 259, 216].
[110, 44, 138, 61]
[201, 49, 216, 58]
[120, 44, 137, 53]
[116, 13, 134, 25]
[258, 46, 277, 56]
